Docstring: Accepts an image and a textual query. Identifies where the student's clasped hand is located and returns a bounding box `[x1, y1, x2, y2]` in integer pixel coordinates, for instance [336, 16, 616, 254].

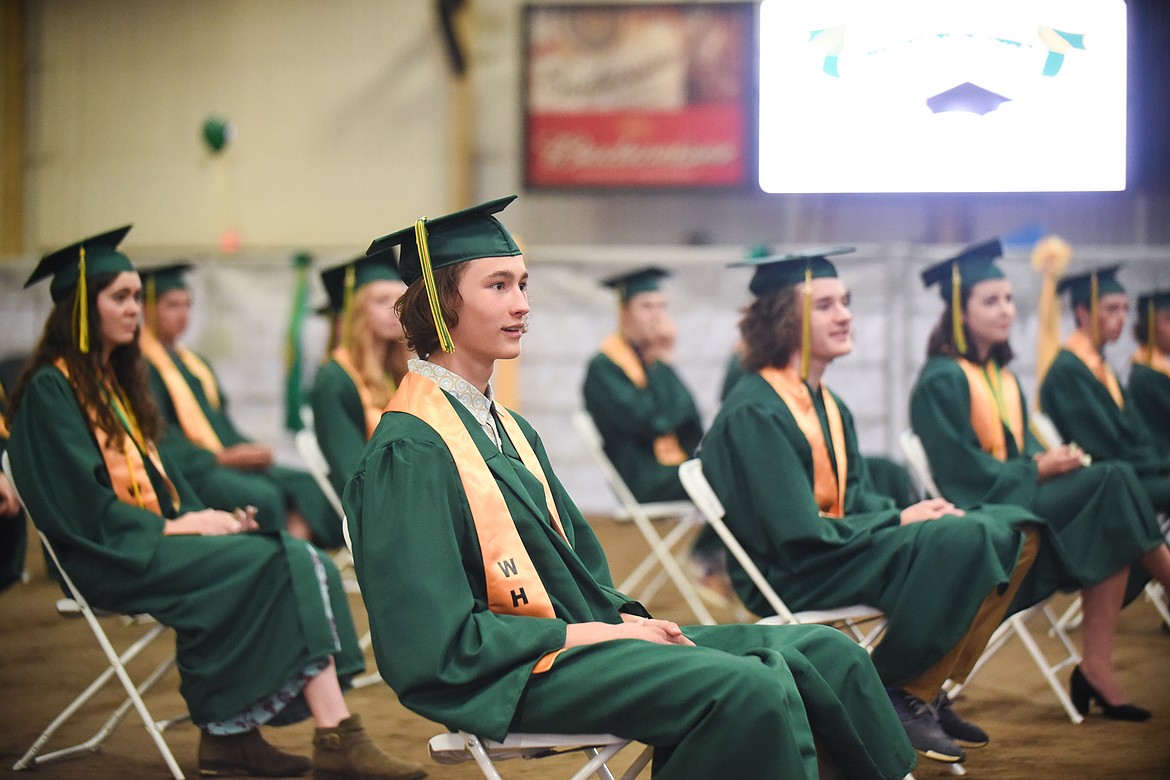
[563, 615, 695, 649]
[1034, 445, 1085, 481]
[164, 508, 259, 536]
[900, 498, 965, 525]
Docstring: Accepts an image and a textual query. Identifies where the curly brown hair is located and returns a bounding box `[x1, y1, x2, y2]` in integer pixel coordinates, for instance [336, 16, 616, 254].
[395, 264, 466, 357]
[739, 286, 803, 372]
[925, 301, 1014, 366]
[10, 272, 162, 446]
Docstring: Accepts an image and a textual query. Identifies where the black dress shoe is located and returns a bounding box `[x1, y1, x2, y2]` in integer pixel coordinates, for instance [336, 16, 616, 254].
[1069, 666, 1152, 722]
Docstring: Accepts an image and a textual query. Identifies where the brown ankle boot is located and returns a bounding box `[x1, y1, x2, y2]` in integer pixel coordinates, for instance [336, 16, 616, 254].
[312, 714, 426, 780]
[199, 729, 311, 777]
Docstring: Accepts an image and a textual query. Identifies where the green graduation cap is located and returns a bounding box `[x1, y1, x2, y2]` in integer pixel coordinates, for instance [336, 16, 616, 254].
[729, 246, 853, 297]
[24, 225, 135, 354]
[1137, 289, 1170, 314]
[1056, 265, 1125, 309]
[138, 262, 193, 296]
[365, 195, 522, 353]
[601, 266, 669, 303]
[319, 247, 402, 315]
[920, 239, 1006, 356]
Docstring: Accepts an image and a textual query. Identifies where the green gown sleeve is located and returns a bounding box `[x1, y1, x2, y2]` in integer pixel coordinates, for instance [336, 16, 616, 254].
[583, 353, 701, 443]
[831, 394, 900, 514]
[8, 367, 205, 574]
[308, 360, 367, 496]
[909, 358, 1040, 508]
[200, 357, 250, 447]
[1040, 351, 1170, 475]
[1130, 364, 1170, 458]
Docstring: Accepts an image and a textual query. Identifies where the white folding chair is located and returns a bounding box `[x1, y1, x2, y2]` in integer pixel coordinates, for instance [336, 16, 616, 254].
[898, 429, 1085, 724]
[427, 731, 650, 780]
[676, 459, 887, 647]
[3, 451, 187, 778]
[571, 411, 714, 625]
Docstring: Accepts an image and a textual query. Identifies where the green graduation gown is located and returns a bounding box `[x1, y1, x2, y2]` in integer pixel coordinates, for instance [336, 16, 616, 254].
[1130, 361, 1170, 458]
[910, 356, 1164, 605]
[701, 372, 1028, 687]
[309, 359, 369, 499]
[346, 383, 914, 780]
[8, 366, 363, 725]
[1040, 348, 1170, 512]
[582, 348, 702, 502]
[147, 347, 342, 546]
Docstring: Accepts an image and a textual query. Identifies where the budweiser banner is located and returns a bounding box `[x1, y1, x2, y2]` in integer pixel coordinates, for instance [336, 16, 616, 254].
[523, 3, 755, 189]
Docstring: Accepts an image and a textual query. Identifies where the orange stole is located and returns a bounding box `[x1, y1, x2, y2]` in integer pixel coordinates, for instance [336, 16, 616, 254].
[1064, 330, 1124, 409]
[139, 332, 224, 452]
[1133, 345, 1170, 380]
[55, 361, 177, 515]
[598, 333, 688, 465]
[759, 366, 847, 518]
[331, 347, 389, 439]
[956, 359, 1024, 462]
[386, 373, 567, 672]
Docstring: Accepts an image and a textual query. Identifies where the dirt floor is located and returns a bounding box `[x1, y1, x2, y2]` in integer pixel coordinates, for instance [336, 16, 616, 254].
[2, 516, 1169, 780]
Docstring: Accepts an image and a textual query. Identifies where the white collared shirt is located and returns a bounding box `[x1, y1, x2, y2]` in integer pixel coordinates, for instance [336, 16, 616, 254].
[409, 358, 502, 450]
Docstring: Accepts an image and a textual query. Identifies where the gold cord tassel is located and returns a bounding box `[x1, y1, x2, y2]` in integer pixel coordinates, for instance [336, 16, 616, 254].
[800, 265, 812, 381]
[416, 219, 455, 354]
[1090, 271, 1100, 347]
[951, 261, 967, 356]
[74, 246, 90, 354]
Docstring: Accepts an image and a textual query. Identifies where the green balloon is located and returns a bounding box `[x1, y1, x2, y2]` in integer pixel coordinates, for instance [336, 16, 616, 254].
[201, 116, 234, 153]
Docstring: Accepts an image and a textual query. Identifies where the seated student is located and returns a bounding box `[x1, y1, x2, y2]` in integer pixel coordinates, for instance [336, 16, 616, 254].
[0, 361, 25, 592]
[582, 266, 702, 502]
[1130, 288, 1170, 458]
[1037, 267, 1170, 512]
[346, 197, 916, 780]
[7, 227, 424, 780]
[909, 239, 1170, 722]
[138, 263, 342, 546]
[310, 249, 408, 499]
[700, 247, 1039, 765]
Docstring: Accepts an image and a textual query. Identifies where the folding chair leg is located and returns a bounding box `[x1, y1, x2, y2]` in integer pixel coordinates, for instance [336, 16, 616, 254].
[619, 513, 715, 626]
[462, 733, 505, 780]
[1144, 582, 1170, 630]
[14, 621, 185, 778]
[1013, 612, 1083, 725]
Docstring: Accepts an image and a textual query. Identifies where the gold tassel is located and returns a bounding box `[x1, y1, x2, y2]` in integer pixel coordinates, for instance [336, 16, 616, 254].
[800, 265, 812, 381]
[144, 275, 158, 335]
[341, 264, 358, 352]
[416, 219, 454, 354]
[1031, 234, 1072, 391]
[951, 261, 967, 356]
[1090, 271, 1100, 347]
[74, 246, 90, 354]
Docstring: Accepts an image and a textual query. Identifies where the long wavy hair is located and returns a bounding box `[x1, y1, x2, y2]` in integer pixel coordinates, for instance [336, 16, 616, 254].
[10, 272, 161, 447]
[739, 285, 803, 372]
[925, 298, 1015, 366]
[395, 264, 466, 358]
[342, 284, 409, 407]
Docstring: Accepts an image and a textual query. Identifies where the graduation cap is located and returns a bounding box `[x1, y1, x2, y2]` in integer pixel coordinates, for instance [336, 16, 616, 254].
[24, 225, 135, 354]
[920, 239, 1006, 355]
[729, 246, 855, 380]
[365, 196, 522, 353]
[1056, 265, 1126, 347]
[601, 266, 669, 304]
[319, 247, 402, 315]
[138, 262, 193, 336]
[1136, 288, 1170, 355]
[926, 82, 1011, 116]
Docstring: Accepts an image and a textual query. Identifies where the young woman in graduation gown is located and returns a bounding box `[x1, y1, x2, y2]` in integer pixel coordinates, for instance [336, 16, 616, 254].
[1129, 290, 1170, 458]
[137, 264, 341, 546]
[309, 250, 408, 500]
[699, 249, 1038, 766]
[7, 227, 425, 780]
[1037, 270, 1170, 512]
[345, 197, 917, 780]
[908, 239, 1170, 722]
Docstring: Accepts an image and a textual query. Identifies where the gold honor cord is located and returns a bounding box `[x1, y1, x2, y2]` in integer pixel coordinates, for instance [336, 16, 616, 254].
[800, 265, 812, 381]
[415, 218, 455, 354]
[951, 261, 968, 355]
[1090, 271, 1100, 347]
[74, 247, 90, 354]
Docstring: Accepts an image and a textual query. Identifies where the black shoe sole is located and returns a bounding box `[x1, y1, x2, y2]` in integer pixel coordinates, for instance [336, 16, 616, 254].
[918, 747, 965, 764]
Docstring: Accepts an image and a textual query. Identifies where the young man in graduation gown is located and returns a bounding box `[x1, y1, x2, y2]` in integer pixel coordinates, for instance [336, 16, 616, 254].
[138, 264, 343, 546]
[1130, 289, 1170, 458]
[309, 249, 408, 499]
[346, 197, 917, 780]
[700, 248, 1041, 765]
[1038, 267, 1170, 512]
[582, 267, 702, 503]
[909, 239, 1170, 722]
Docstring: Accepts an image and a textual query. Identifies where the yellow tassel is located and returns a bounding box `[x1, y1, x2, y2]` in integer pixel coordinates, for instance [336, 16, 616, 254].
[416, 219, 454, 354]
[1090, 271, 1100, 347]
[800, 265, 812, 381]
[951, 261, 967, 356]
[75, 246, 90, 354]
[145, 276, 158, 335]
[341, 264, 358, 352]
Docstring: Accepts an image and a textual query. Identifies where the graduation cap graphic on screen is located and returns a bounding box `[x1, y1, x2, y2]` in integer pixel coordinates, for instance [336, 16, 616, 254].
[925, 82, 1011, 116]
